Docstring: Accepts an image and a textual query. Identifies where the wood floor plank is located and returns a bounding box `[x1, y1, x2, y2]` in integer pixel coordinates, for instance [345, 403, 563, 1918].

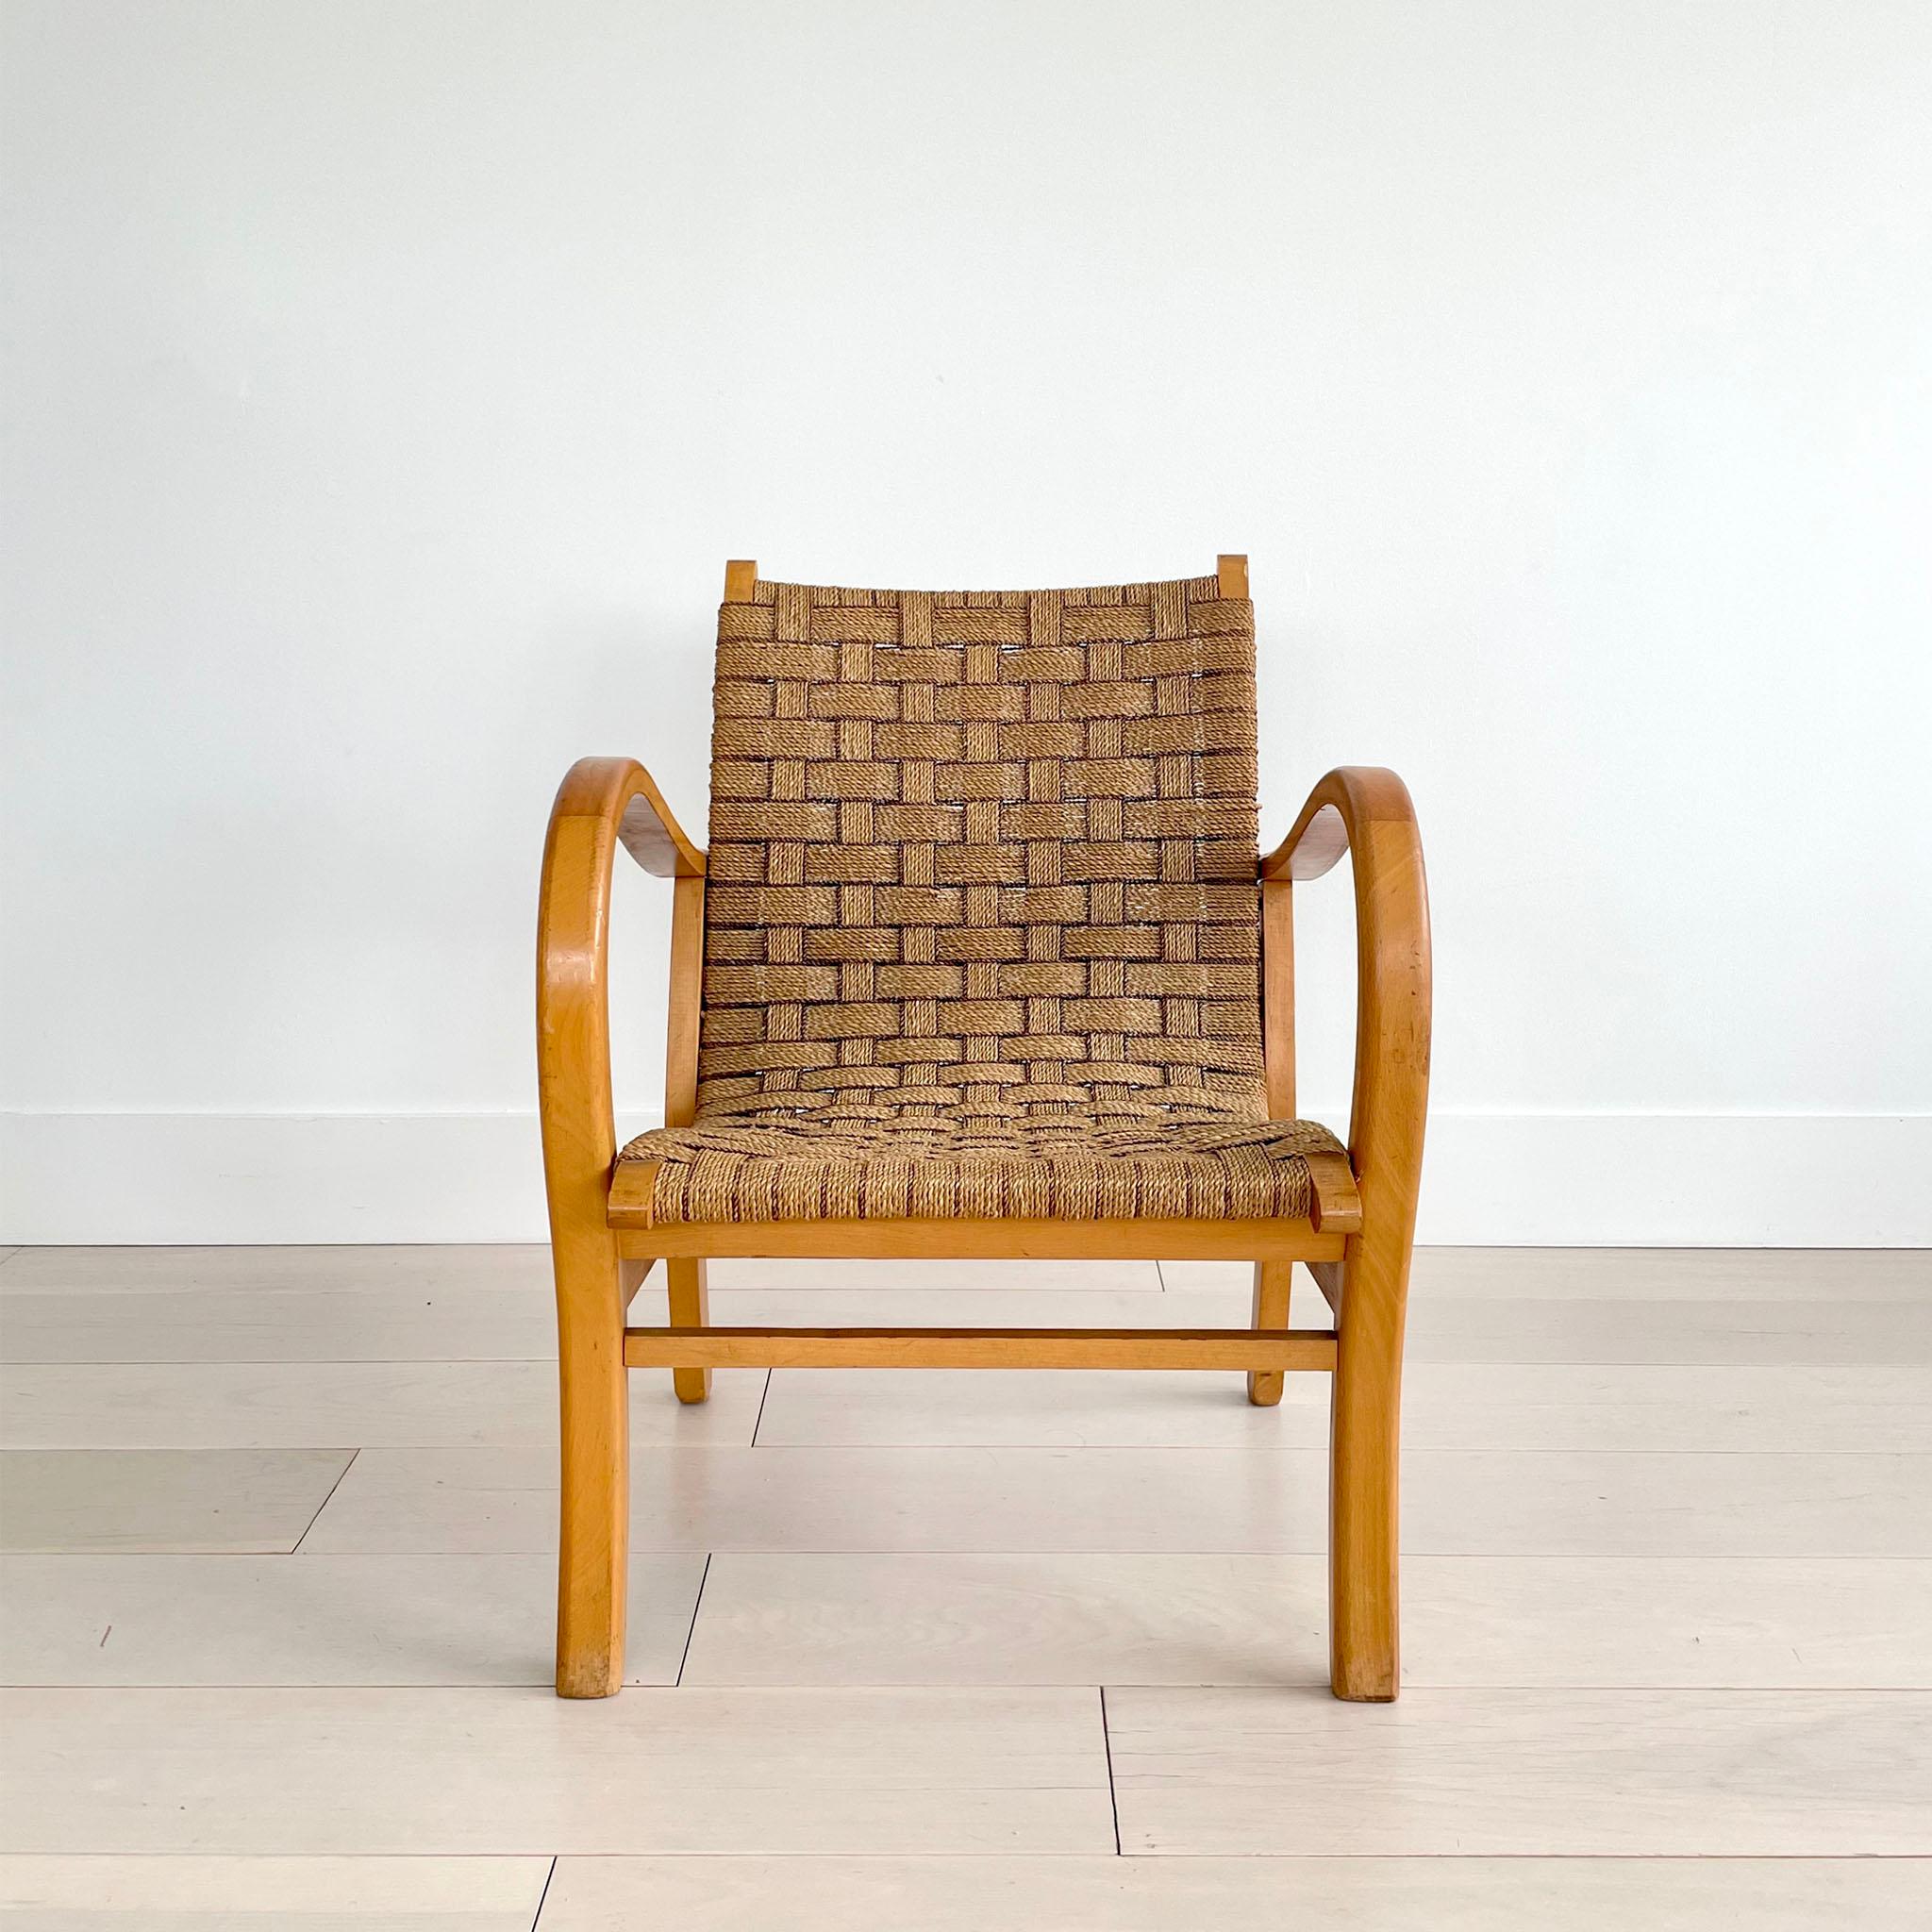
[753, 1360, 1932, 1452]
[1406, 1297, 1932, 1364]
[0, 1360, 766, 1448]
[0, 1687, 1113, 1855]
[0, 1449, 355, 1554]
[0, 1245, 556, 1293]
[0, 1287, 558, 1363]
[0, 1554, 707, 1686]
[1162, 1248, 1932, 1299]
[0, 1855, 549, 1927]
[534, 1854, 1932, 1930]
[1108, 1687, 1932, 1854]
[299, 1444, 1932, 1557]
[679, 1552, 1932, 1689]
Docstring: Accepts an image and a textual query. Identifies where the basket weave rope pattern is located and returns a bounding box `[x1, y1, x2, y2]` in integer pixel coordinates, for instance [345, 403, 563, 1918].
[620, 572, 1342, 1221]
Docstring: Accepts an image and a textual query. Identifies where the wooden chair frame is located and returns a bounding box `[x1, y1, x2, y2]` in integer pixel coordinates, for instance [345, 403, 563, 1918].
[537, 556, 1430, 1701]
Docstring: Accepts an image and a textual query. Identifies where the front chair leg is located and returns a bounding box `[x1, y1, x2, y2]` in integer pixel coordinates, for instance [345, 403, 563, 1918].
[1327, 1227, 1407, 1701]
[1246, 1258, 1293, 1406]
[667, 1256, 711, 1405]
[554, 1232, 629, 1697]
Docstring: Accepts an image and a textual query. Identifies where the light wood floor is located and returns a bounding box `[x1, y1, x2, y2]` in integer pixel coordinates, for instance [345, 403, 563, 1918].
[1, 1244, 1928, 1927]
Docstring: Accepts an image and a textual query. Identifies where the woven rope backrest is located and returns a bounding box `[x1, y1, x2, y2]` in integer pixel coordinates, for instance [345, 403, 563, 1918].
[699, 573, 1263, 1137]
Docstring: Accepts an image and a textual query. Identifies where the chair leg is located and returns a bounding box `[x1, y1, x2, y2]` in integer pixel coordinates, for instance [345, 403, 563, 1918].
[1328, 1230, 1407, 1702]
[667, 1255, 711, 1405]
[1329, 1337, 1398, 1699]
[1246, 1258, 1293, 1406]
[554, 1232, 629, 1697]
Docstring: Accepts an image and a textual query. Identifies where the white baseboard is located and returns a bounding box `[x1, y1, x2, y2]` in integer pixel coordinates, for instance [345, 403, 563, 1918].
[2, 1110, 1926, 1247]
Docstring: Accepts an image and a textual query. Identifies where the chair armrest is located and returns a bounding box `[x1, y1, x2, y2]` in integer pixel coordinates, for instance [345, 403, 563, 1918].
[537, 758, 705, 1235]
[1259, 767, 1430, 1241]
[1260, 766, 1415, 885]
[555, 757, 705, 879]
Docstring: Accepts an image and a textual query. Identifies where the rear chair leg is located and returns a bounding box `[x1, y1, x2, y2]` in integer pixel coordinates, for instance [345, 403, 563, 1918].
[554, 1232, 629, 1697]
[667, 1256, 711, 1405]
[1246, 1258, 1293, 1406]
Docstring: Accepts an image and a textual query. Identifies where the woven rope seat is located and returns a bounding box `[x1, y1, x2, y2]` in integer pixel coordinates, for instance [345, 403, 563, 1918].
[619, 570, 1346, 1224]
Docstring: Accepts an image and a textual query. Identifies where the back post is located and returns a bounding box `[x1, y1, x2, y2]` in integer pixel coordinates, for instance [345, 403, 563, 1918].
[1224, 552, 1298, 1404]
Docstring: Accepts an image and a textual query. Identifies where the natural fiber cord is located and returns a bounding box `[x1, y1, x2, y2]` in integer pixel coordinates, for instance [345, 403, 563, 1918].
[620, 572, 1343, 1221]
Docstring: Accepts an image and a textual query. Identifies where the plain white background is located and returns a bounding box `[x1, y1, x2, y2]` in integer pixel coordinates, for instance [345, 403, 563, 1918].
[3, 0, 1928, 1241]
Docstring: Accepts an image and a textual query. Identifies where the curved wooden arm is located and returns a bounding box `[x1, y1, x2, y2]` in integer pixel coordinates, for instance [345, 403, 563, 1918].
[1261, 766, 1430, 1183]
[583, 760, 706, 879]
[537, 758, 704, 1230]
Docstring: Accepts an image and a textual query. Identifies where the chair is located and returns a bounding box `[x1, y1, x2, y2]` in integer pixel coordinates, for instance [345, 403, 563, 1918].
[536, 557, 1430, 1701]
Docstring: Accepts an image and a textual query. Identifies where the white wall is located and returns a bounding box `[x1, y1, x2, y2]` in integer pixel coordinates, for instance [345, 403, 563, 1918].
[4, 0, 1929, 1243]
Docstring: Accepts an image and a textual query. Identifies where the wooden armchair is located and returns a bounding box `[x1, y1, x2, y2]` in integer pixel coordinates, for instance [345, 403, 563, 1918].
[537, 558, 1429, 1701]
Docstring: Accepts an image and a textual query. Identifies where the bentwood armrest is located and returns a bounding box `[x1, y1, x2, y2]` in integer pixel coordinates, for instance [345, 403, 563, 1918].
[551, 756, 706, 882]
[1262, 765, 1420, 887]
[1260, 767, 1430, 1103]
[537, 758, 705, 1225]
[1260, 766, 1430, 1304]
[1261, 764, 1430, 1172]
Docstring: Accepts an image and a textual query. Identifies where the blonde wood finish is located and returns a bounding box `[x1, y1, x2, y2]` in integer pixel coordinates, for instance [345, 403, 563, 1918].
[1, 1684, 1114, 1856]
[1262, 800, 1348, 883]
[1304, 1151, 1363, 1234]
[663, 874, 711, 1403]
[622, 1327, 1337, 1373]
[663, 879, 706, 1131]
[610, 1211, 1345, 1265]
[1253, 825, 1300, 1408]
[1109, 1685, 1932, 1856]
[535, 1857, 1932, 1929]
[1216, 553, 1249, 598]
[1246, 1260, 1294, 1407]
[615, 772, 706, 880]
[1307, 1257, 1342, 1312]
[676, 1552, 1932, 1689]
[667, 1259, 711, 1406]
[1269, 767, 1431, 1700]
[295, 1441, 1932, 1563]
[0, 1448, 354, 1553]
[723, 558, 758, 602]
[0, 1858, 554, 1923]
[537, 757, 703, 1697]
[1260, 881, 1295, 1118]
[619, 1256, 655, 1311]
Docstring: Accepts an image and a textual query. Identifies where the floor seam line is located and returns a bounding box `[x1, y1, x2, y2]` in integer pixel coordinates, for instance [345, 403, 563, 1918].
[528, 1853, 557, 1929]
[1100, 1684, 1123, 1856]
[675, 1552, 713, 1687]
[288, 1447, 359, 1554]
